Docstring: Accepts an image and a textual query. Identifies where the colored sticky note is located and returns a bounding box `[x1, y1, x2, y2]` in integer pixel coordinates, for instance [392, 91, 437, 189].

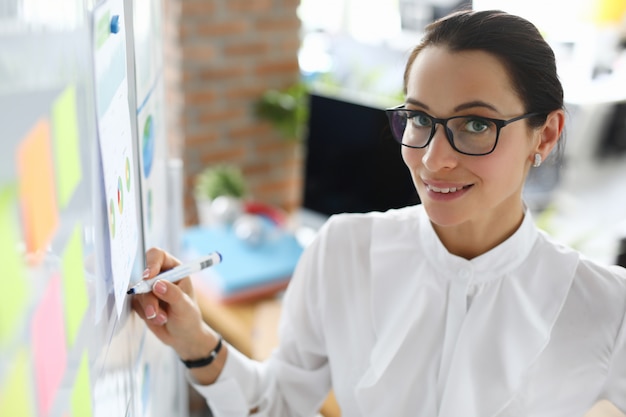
[52, 85, 83, 208]
[0, 186, 28, 343]
[0, 348, 36, 416]
[17, 118, 59, 259]
[32, 274, 68, 417]
[71, 352, 93, 417]
[62, 225, 89, 346]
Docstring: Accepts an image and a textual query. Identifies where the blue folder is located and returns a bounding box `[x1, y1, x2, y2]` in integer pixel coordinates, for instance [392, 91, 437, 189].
[182, 224, 304, 298]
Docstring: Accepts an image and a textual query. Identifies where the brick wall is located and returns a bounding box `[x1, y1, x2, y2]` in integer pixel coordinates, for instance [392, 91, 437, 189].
[163, 0, 304, 226]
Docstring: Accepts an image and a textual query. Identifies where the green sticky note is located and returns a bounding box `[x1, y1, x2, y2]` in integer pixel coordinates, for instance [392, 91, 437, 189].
[0, 348, 36, 416]
[52, 86, 82, 208]
[71, 352, 93, 417]
[0, 186, 28, 343]
[62, 225, 88, 346]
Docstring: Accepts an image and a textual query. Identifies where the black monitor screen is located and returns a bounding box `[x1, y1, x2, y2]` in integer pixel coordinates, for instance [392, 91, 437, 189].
[302, 93, 420, 217]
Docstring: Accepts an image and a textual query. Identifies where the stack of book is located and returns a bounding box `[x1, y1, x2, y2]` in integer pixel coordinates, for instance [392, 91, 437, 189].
[182, 222, 304, 303]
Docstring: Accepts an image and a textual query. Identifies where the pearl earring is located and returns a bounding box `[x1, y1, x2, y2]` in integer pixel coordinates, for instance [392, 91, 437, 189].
[532, 153, 542, 168]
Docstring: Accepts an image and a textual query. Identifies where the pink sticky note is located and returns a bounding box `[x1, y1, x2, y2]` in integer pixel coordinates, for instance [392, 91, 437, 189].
[17, 119, 59, 262]
[31, 274, 68, 417]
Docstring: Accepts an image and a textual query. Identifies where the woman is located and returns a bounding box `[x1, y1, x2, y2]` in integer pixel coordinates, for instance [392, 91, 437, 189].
[133, 9, 626, 416]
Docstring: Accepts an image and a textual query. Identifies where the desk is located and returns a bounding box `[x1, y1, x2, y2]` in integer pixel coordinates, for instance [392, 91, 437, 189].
[194, 283, 341, 417]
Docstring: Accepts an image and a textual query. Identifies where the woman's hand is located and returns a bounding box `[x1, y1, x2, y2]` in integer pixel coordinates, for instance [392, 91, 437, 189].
[131, 248, 222, 371]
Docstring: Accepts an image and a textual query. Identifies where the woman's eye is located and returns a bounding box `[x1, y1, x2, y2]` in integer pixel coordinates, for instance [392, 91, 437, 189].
[410, 113, 432, 128]
[465, 118, 490, 133]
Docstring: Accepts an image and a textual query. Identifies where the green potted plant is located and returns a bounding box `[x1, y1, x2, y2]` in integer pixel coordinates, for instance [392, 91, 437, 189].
[194, 164, 248, 226]
[254, 82, 310, 142]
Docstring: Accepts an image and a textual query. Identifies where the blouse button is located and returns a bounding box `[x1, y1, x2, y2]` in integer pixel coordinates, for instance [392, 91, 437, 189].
[458, 268, 472, 280]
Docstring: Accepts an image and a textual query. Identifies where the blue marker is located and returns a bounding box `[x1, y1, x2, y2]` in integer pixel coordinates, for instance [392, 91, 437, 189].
[127, 251, 222, 295]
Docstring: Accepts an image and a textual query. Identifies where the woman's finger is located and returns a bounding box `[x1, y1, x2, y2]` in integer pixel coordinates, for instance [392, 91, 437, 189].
[152, 279, 194, 317]
[132, 290, 165, 323]
[144, 247, 181, 279]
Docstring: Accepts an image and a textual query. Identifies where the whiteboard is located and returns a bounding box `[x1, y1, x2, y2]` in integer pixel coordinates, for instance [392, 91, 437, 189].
[0, 0, 186, 415]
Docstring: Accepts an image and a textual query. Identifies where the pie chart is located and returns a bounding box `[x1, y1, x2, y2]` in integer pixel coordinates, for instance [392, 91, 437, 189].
[125, 157, 131, 192]
[117, 176, 123, 214]
[142, 115, 155, 178]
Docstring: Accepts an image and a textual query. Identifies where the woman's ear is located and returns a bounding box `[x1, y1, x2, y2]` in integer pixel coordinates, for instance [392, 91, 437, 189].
[534, 109, 565, 158]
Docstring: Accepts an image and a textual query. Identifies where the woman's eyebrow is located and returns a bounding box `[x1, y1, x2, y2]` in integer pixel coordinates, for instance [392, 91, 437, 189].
[453, 100, 500, 113]
[405, 98, 501, 114]
[405, 98, 429, 110]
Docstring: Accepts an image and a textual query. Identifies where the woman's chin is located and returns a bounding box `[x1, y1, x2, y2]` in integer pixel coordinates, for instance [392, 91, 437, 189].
[422, 202, 469, 228]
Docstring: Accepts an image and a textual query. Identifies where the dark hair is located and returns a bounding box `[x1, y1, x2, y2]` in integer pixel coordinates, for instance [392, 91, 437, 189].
[404, 10, 564, 140]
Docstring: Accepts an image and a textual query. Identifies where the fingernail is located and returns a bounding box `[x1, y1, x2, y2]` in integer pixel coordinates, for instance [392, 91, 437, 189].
[142, 268, 150, 279]
[153, 280, 167, 295]
[145, 305, 156, 319]
[157, 313, 168, 325]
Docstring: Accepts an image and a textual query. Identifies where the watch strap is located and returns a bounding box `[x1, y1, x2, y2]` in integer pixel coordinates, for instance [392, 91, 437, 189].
[181, 336, 223, 369]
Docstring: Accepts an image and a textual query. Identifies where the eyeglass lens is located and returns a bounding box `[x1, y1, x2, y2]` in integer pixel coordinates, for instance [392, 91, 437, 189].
[388, 110, 499, 155]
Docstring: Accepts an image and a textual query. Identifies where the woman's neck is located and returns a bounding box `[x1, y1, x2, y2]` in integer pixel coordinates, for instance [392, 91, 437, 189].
[432, 206, 525, 260]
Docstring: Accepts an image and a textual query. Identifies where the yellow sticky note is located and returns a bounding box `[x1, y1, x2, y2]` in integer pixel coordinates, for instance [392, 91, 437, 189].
[62, 225, 89, 346]
[52, 86, 83, 208]
[71, 352, 93, 417]
[0, 186, 28, 343]
[0, 348, 36, 416]
[17, 118, 59, 260]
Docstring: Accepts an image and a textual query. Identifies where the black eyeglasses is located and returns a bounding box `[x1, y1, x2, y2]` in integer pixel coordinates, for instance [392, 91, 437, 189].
[385, 104, 542, 156]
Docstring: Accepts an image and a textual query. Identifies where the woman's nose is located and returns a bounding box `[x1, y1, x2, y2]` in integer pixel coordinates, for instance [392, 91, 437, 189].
[421, 126, 458, 171]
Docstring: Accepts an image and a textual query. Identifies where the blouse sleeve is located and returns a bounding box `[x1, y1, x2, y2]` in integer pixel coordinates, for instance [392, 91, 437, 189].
[189, 223, 333, 417]
[601, 266, 626, 412]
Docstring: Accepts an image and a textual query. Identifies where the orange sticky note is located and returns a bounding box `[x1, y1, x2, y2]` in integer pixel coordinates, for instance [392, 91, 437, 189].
[32, 274, 68, 417]
[0, 186, 28, 343]
[17, 119, 59, 260]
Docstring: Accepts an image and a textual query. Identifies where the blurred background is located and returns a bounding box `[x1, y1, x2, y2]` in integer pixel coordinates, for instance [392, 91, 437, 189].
[160, 0, 626, 264]
[1, 1, 626, 417]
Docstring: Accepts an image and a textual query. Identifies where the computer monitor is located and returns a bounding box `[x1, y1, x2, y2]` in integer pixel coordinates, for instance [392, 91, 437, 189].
[302, 92, 420, 217]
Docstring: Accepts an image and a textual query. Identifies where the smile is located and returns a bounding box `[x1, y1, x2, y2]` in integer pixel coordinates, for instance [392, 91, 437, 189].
[426, 184, 471, 194]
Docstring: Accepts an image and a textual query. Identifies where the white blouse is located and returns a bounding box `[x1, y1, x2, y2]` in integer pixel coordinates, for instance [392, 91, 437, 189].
[192, 205, 626, 417]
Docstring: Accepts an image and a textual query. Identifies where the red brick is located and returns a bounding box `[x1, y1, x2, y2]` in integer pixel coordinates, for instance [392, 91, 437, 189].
[185, 131, 219, 147]
[199, 148, 247, 165]
[194, 20, 250, 37]
[182, 44, 217, 62]
[184, 90, 218, 105]
[224, 41, 271, 57]
[197, 107, 246, 124]
[254, 59, 300, 75]
[256, 139, 296, 154]
[242, 161, 274, 178]
[196, 66, 248, 82]
[256, 177, 297, 196]
[278, 37, 301, 52]
[228, 123, 273, 140]
[224, 85, 268, 101]
[180, 1, 216, 17]
[256, 17, 301, 32]
[226, 0, 273, 13]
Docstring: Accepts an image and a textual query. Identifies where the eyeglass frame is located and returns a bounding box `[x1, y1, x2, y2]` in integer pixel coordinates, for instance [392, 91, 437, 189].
[385, 104, 543, 156]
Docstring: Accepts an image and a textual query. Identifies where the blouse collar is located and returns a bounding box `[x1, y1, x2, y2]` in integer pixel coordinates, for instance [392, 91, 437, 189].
[418, 204, 539, 284]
